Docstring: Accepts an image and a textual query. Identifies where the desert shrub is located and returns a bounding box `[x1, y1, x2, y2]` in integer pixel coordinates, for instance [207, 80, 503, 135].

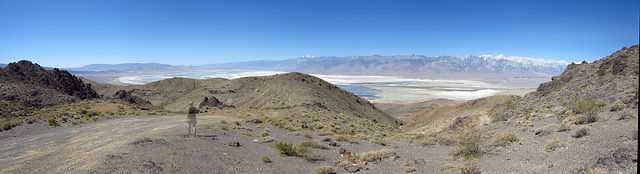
[618, 110, 636, 120]
[574, 116, 586, 124]
[610, 101, 625, 111]
[359, 149, 393, 162]
[147, 112, 157, 115]
[219, 125, 229, 130]
[459, 161, 480, 174]
[302, 131, 313, 139]
[564, 98, 600, 123]
[492, 131, 520, 147]
[230, 124, 251, 131]
[261, 156, 271, 163]
[92, 117, 98, 121]
[420, 139, 437, 147]
[334, 134, 358, 144]
[312, 165, 335, 174]
[240, 131, 253, 136]
[450, 128, 486, 159]
[275, 141, 308, 156]
[2, 122, 11, 131]
[201, 125, 214, 129]
[71, 122, 79, 125]
[557, 122, 571, 132]
[371, 137, 389, 146]
[597, 69, 607, 77]
[219, 120, 227, 124]
[544, 136, 565, 152]
[83, 105, 91, 109]
[48, 118, 60, 127]
[435, 134, 457, 146]
[572, 128, 588, 138]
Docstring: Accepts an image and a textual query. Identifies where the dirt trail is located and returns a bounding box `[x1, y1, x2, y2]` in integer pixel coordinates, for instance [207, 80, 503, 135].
[0, 115, 226, 173]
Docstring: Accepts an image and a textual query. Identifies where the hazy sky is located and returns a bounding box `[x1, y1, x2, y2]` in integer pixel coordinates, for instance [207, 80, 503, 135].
[1, 0, 638, 68]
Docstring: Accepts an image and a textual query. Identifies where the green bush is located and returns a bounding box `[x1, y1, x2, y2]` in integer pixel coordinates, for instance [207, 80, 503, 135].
[275, 141, 309, 156]
[48, 118, 60, 127]
[564, 98, 600, 124]
[261, 156, 271, 163]
[450, 128, 486, 159]
[2, 122, 11, 131]
[276, 141, 297, 156]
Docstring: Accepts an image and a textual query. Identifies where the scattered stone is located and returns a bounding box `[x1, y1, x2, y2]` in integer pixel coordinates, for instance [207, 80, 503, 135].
[329, 141, 337, 146]
[106, 154, 122, 159]
[339, 148, 347, 154]
[228, 141, 241, 147]
[344, 164, 359, 172]
[321, 137, 331, 142]
[141, 160, 157, 169]
[404, 166, 416, 173]
[414, 158, 426, 165]
[358, 164, 369, 171]
[244, 118, 263, 124]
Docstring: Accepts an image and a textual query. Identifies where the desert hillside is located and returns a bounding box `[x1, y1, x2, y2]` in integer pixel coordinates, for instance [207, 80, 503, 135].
[88, 72, 401, 127]
[0, 60, 99, 118]
[401, 95, 521, 134]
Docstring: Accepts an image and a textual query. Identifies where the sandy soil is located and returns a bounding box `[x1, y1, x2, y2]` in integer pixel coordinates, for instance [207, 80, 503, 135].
[1, 110, 636, 174]
[0, 114, 458, 174]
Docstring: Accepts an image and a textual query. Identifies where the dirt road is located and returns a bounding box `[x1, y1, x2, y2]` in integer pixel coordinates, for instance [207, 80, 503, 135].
[0, 115, 237, 173]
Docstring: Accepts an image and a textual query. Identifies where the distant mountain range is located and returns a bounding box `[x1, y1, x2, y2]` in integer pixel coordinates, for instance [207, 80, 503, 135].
[202, 54, 571, 79]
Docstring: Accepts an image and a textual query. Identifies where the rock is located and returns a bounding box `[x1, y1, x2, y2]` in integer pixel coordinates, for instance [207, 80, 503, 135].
[141, 160, 156, 168]
[339, 148, 347, 154]
[113, 90, 160, 110]
[106, 154, 122, 159]
[344, 164, 359, 172]
[404, 166, 416, 173]
[228, 141, 241, 147]
[321, 137, 331, 142]
[414, 158, 426, 165]
[329, 141, 337, 146]
[358, 164, 369, 171]
[199, 96, 233, 109]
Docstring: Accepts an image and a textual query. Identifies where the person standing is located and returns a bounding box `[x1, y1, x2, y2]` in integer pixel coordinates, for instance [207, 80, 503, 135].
[187, 102, 199, 136]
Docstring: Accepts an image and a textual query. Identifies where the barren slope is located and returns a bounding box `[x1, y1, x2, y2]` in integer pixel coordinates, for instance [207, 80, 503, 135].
[87, 72, 401, 127]
[401, 95, 520, 134]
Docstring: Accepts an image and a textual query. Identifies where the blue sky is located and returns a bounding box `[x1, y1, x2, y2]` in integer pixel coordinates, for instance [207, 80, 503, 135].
[1, 0, 638, 68]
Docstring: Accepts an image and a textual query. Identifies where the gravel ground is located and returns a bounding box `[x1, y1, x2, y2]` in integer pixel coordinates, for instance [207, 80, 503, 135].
[0, 114, 459, 174]
[1, 111, 636, 174]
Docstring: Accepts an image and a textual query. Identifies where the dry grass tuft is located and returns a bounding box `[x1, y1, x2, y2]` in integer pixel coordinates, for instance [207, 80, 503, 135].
[359, 149, 393, 162]
[492, 131, 521, 147]
[312, 165, 335, 174]
[544, 136, 565, 152]
[572, 128, 588, 138]
[450, 128, 486, 159]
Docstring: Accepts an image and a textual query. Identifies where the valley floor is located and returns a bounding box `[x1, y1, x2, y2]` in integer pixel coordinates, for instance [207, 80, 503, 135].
[0, 110, 636, 173]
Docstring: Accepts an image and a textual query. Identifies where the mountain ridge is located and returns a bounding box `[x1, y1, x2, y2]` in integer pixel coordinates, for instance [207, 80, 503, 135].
[201, 54, 570, 80]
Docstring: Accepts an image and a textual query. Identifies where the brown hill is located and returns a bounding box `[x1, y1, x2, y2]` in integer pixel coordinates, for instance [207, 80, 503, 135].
[0, 60, 99, 117]
[493, 45, 639, 122]
[374, 99, 460, 119]
[87, 72, 401, 127]
[401, 95, 520, 134]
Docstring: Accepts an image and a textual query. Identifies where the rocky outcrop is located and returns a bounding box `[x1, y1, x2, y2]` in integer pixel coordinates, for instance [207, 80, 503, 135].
[113, 90, 161, 110]
[0, 60, 99, 100]
[0, 60, 100, 115]
[198, 96, 232, 109]
[496, 45, 639, 122]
